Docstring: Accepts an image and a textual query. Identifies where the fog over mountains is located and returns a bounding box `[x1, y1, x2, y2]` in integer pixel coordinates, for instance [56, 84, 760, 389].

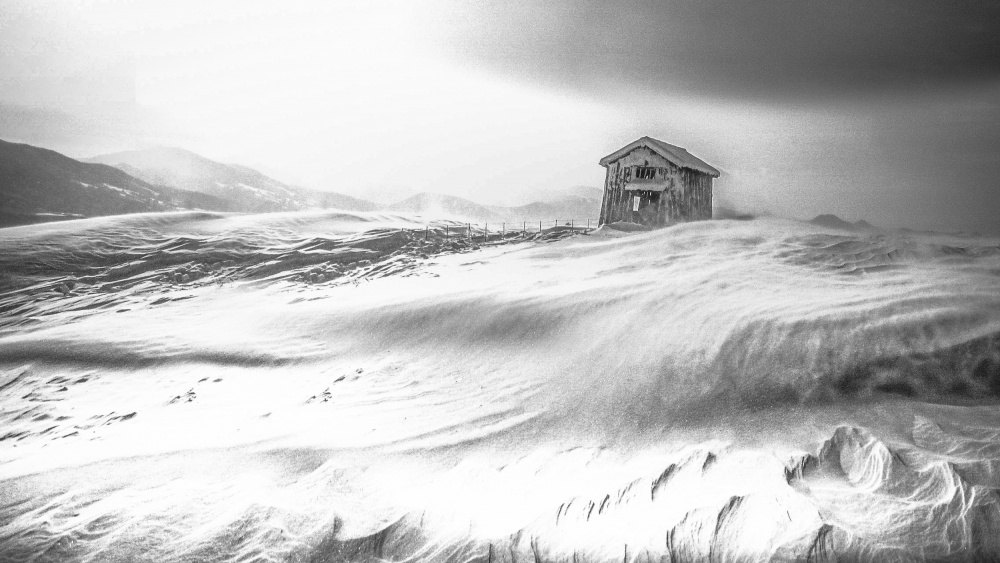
[0, 140, 602, 227]
[385, 189, 603, 225]
[85, 147, 381, 214]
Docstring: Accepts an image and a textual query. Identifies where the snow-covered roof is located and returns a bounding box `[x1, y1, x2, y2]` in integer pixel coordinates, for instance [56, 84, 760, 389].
[599, 136, 720, 178]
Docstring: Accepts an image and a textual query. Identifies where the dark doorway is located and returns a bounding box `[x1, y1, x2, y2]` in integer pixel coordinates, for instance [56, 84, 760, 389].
[629, 191, 661, 225]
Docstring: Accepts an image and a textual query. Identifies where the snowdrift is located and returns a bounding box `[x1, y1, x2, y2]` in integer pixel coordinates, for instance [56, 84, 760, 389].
[1, 212, 1000, 561]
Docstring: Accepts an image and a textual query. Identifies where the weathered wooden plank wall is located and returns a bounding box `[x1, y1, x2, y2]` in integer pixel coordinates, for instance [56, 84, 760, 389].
[599, 147, 714, 227]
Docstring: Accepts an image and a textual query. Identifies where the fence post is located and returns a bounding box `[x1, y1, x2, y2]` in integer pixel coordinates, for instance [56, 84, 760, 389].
[468, 223, 471, 241]
[571, 219, 574, 230]
[485, 222, 488, 244]
[445, 225, 448, 239]
[588, 218, 590, 230]
[539, 221, 542, 233]
[502, 222, 505, 240]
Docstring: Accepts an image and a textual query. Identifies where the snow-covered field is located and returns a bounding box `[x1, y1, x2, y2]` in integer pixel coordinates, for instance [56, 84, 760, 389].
[1, 210, 1000, 562]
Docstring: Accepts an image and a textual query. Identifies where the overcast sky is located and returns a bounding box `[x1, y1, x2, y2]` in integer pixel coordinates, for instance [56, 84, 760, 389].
[2, 0, 999, 233]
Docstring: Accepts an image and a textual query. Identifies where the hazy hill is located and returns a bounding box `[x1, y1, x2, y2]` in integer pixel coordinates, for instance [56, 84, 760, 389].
[381, 191, 602, 225]
[0, 139, 228, 227]
[385, 193, 505, 222]
[85, 148, 373, 215]
[491, 185, 602, 225]
[482, 185, 603, 208]
[558, 185, 603, 201]
[85, 147, 308, 213]
[308, 190, 383, 212]
[809, 214, 878, 231]
[503, 196, 601, 225]
[714, 206, 756, 220]
[225, 164, 380, 211]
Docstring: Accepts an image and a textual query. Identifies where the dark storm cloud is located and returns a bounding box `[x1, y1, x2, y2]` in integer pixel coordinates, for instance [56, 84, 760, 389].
[428, 0, 1000, 234]
[434, 0, 1000, 101]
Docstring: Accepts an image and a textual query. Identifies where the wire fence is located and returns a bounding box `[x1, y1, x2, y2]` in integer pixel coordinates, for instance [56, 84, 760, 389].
[412, 218, 600, 244]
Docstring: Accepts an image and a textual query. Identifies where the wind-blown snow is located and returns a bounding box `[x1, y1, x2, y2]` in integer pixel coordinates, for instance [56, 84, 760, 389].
[1, 211, 999, 561]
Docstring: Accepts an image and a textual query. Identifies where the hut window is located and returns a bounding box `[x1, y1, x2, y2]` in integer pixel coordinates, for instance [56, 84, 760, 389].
[635, 166, 656, 180]
[633, 196, 640, 211]
[624, 167, 632, 181]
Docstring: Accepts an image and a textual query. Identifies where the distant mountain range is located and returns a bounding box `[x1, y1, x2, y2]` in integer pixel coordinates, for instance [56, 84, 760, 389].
[0, 140, 602, 228]
[0, 142, 884, 233]
[0, 139, 230, 227]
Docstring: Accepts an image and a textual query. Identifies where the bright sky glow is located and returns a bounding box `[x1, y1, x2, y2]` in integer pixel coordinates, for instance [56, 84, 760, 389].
[2, 0, 999, 232]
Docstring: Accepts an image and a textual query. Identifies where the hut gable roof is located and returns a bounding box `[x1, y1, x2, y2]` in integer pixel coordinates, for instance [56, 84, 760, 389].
[599, 136, 720, 178]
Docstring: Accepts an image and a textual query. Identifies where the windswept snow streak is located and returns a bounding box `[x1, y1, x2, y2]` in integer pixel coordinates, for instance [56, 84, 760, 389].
[1, 213, 999, 561]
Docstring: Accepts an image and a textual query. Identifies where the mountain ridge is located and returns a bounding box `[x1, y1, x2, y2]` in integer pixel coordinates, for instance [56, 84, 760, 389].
[0, 139, 231, 227]
[3, 139, 603, 228]
[85, 147, 303, 213]
[86, 146, 385, 214]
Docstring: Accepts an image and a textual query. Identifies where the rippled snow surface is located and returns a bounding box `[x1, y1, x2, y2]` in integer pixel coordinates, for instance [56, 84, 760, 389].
[1, 210, 999, 562]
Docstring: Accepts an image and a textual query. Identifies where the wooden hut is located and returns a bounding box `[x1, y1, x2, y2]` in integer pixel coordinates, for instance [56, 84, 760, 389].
[598, 137, 720, 227]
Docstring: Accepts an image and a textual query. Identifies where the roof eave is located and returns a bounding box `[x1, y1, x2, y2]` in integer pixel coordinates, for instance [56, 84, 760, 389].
[599, 136, 720, 177]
